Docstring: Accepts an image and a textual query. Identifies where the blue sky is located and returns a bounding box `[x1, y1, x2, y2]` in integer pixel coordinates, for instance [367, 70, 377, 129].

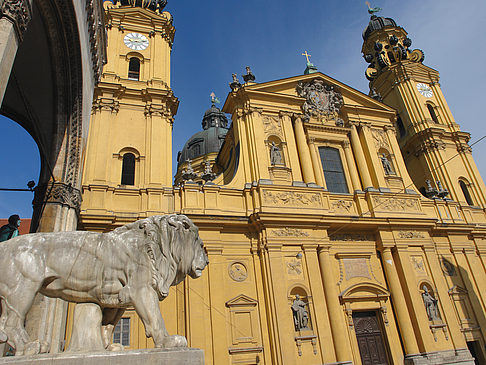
[1, 0, 485, 219]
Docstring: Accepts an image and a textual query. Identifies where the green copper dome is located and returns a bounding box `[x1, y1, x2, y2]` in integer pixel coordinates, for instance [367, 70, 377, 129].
[177, 104, 229, 166]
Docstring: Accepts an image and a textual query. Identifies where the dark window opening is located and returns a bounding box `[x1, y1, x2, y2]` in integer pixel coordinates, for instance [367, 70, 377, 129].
[128, 58, 140, 80]
[396, 116, 406, 138]
[427, 104, 439, 124]
[121, 153, 135, 185]
[459, 180, 474, 205]
[113, 318, 130, 347]
[319, 147, 349, 194]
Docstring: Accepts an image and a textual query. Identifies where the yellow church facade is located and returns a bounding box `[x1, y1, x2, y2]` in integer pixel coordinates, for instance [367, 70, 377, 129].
[76, 3, 486, 365]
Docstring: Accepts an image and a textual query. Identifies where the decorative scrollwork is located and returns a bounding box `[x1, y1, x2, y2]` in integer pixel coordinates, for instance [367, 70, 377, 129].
[1, 0, 32, 41]
[296, 79, 344, 120]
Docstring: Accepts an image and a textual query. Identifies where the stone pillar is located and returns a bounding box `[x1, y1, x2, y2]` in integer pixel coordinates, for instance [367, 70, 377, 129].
[293, 115, 315, 184]
[360, 124, 387, 188]
[423, 247, 466, 350]
[394, 247, 436, 352]
[384, 125, 415, 192]
[145, 103, 173, 187]
[381, 247, 420, 355]
[342, 140, 362, 191]
[0, 0, 32, 105]
[349, 123, 373, 190]
[27, 183, 82, 353]
[303, 246, 336, 363]
[308, 138, 325, 187]
[317, 246, 352, 363]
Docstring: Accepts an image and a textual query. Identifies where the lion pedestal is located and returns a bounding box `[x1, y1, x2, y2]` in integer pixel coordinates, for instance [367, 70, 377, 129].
[0, 348, 205, 364]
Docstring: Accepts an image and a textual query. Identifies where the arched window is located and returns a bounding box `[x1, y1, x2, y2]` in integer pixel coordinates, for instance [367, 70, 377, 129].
[459, 180, 474, 205]
[121, 153, 135, 185]
[427, 104, 439, 124]
[396, 116, 406, 138]
[128, 57, 140, 80]
[319, 147, 349, 193]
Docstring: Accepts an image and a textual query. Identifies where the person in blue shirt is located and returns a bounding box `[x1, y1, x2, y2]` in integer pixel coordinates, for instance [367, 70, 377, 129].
[0, 215, 21, 242]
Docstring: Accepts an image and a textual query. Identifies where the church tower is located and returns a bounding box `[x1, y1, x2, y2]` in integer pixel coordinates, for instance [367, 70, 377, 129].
[362, 15, 486, 209]
[81, 0, 178, 228]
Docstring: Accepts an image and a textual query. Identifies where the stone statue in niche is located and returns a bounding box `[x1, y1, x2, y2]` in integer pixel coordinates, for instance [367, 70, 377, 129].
[422, 286, 440, 321]
[0, 215, 208, 356]
[270, 142, 283, 165]
[291, 295, 309, 330]
[380, 154, 394, 175]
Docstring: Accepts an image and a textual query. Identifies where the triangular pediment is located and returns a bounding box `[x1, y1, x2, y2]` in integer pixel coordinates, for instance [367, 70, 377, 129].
[107, 6, 170, 26]
[223, 72, 394, 113]
[225, 294, 258, 308]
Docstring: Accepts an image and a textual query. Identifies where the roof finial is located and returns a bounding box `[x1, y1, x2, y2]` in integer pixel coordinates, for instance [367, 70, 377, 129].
[210, 92, 220, 106]
[365, 1, 382, 15]
[302, 51, 318, 75]
[302, 51, 312, 65]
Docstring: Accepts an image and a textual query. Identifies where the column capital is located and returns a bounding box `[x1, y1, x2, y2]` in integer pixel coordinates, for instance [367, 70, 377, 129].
[92, 98, 119, 113]
[279, 111, 292, 118]
[1, 0, 32, 41]
[34, 182, 82, 212]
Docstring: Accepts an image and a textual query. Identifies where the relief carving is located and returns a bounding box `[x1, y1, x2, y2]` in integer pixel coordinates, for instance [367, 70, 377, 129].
[398, 231, 425, 239]
[372, 196, 419, 211]
[262, 115, 282, 136]
[286, 258, 303, 276]
[296, 79, 344, 121]
[332, 199, 353, 213]
[270, 228, 309, 237]
[411, 256, 427, 276]
[263, 190, 321, 207]
[329, 233, 375, 241]
[228, 262, 248, 282]
[372, 129, 389, 150]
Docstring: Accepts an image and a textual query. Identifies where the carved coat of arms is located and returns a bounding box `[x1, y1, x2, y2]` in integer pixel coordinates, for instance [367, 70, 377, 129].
[296, 79, 344, 121]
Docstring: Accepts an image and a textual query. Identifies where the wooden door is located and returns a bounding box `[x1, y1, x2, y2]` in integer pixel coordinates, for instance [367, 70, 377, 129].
[353, 311, 389, 365]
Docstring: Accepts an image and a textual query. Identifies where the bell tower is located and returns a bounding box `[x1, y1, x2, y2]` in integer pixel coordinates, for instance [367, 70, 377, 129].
[361, 15, 486, 208]
[81, 0, 178, 227]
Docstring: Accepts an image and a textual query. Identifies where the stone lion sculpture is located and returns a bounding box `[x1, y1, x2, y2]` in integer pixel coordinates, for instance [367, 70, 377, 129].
[0, 214, 208, 355]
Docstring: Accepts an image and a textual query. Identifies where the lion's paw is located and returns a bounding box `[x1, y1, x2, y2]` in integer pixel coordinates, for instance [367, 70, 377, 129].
[162, 335, 187, 348]
[107, 343, 125, 352]
[23, 340, 49, 356]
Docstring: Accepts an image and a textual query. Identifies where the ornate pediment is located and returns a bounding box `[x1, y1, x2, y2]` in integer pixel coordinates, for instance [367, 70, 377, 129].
[296, 79, 344, 121]
[226, 294, 258, 308]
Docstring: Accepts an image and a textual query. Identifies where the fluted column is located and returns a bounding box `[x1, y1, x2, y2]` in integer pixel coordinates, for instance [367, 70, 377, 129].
[342, 140, 361, 191]
[293, 115, 315, 184]
[317, 246, 352, 363]
[381, 247, 420, 355]
[349, 123, 373, 190]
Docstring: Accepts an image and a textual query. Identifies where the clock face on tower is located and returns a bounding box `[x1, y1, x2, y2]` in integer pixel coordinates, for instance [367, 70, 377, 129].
[416, 83, 433, 98]
[124, 32, 149, 51]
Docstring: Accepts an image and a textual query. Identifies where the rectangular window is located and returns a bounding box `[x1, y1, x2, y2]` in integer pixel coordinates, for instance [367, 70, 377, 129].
[113, 318, 130, 347]
[319, 147, 349, 193]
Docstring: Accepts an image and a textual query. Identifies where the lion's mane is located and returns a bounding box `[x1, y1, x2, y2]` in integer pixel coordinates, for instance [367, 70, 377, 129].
[111, 214, 194, 299]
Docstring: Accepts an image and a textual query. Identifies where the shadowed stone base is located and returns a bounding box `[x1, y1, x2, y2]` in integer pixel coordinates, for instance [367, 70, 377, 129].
[0, 348, 204, 365]
[405, 348, 474, 365]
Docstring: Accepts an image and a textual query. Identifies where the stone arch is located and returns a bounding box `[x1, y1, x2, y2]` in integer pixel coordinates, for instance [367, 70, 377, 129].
[0, 0, 106, 354]
[1, 0, 99, 232]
